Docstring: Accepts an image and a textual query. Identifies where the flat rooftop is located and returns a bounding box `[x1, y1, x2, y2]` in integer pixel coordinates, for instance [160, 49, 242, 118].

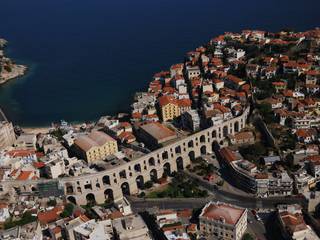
[140, 122, 176, 141]
[200, 202, 245, 225]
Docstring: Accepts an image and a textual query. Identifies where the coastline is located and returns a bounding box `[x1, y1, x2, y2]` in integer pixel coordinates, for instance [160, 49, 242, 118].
[0, 64, 27, 85]
[21, 126, 51, 134]
[0, 38, 28, 85]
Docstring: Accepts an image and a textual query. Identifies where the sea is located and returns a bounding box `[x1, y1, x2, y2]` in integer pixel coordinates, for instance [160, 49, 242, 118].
[1, 0, 320, 126]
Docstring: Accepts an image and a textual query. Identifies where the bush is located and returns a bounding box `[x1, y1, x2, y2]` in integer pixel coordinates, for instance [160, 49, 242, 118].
[47, 199, 57, 207]
[60, 203, 74, 218]
[144, 181, 154, 189]
[242, 233, 254, 240]
[138, 192, 146, 198]
[4, 211, 36, 229]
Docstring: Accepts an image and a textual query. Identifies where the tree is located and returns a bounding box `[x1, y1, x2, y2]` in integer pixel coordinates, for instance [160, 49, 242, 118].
[60, 203, 74, 218]
[144, 181, 154, 189]
[47, 199, 57, 207]
[257, 102, 275, 123]
[4, 211, 37, 229]
[242, 233, 254, 240]
[138, 192, 146, 198]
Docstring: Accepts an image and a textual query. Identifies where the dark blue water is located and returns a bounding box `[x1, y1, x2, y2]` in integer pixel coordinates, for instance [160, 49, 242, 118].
[1, 0, 319, 126]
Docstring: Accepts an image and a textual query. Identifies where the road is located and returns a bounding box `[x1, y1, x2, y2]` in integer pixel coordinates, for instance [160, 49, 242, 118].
[183, 171, 304, 209]
[247, 211, 268, 240]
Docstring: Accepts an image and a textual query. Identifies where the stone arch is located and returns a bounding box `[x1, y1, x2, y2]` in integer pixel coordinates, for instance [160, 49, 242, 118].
[200, 145, 207, 155]
[162, 151, 169, 160]
[136, 175, 145, 189]
[150, 169, 158, 182]
[104, 189, 114, 202]
[234, 121, 239, 132]
[163, 162, 171, 176]
[67, 196, 77, 205]
[134, 164, 141, 173]
[223, 126, 228, 137]
[188, 151, 195, 161]
[175, 146, 181, 154]
[66, 183, 74, 194]
[148, 157, 155, 166]
[200, 135, 206, 143]
[121, 182, 130, 196]
[188, 140, 194, 148]
[212, 130, 217, 138]
[102, 175, 110, 185]
[86, 193, 96, 205]
[176, 157, 184, 170]
[119, 170, 127, 179]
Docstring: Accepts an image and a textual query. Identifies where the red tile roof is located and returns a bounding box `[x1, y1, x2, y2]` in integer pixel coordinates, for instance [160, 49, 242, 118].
[220, 148, 238, 163]
[201, 202, 245, 225]
[158, 95, 178, 107]
[38, 206, 64, 224]
[16, 171, 33, 180]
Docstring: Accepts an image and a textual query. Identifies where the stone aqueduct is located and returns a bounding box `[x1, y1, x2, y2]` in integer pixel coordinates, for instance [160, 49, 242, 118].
[0, 107, 250, 205]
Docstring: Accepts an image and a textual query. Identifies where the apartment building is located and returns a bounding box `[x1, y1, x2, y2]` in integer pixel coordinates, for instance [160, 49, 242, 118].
[0, 121, 16, 150]
[199, 201, 247, 240]
[158, 95, 181, 122]
[74, 130, 118, 164]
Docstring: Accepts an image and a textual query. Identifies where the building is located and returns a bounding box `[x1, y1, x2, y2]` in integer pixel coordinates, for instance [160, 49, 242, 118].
[277, 209, 319, 240]
[181, 110, 200, 132]
[228, 131, 255, 145]
[199, 201, 247, 240]
[44, 158, 66, 179]
[14, 133, 37, 150]
[219, 147, 293, 197]
[186, 65, 201, 79]
[138, 122, 177, 149]
[112, 214, 151, 240]
[224, 75, 246, 90]
[73, 219, 112, 240]
[64, 215, 90, 240]
[74, 130, 118, 163]
[158, 95, 181, 122]
[0, 121, 16, 150]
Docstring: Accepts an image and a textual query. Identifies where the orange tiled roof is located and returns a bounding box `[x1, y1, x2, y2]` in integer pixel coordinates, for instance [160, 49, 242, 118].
[158, 95, 178, 107]
[16, 171, 33, 180]
[38, 206, 64, 224]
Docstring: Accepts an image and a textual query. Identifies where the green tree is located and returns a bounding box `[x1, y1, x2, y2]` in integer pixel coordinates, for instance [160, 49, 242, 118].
[242, 233, 254, 240]
[4, 212, 37, 229]
[47, 199, 57, 207]
[60, 203, 74, 218]
[144, 181, 154, 189]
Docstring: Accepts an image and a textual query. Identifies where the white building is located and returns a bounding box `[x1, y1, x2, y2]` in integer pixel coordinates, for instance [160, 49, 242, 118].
[186, 66, 201, 79]
[199, 201, 247, 240]
[73, 219, 112, 240]
[112, 214, 151, 240]
[181, 110, 200, 132]
[14, 133, 37, 150]
[0, 121, 16, 150]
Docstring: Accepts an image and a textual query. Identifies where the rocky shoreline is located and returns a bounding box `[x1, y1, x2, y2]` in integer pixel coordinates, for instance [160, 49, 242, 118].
[0, 38, 27, 85]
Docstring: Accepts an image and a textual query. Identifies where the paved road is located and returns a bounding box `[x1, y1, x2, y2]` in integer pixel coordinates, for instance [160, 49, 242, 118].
[247, 211, 269, 240]
[129, 197, 211, 211]
[184, 171, 304, 209]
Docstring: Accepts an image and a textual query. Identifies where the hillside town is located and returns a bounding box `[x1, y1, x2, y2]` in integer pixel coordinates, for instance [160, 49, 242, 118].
[0, 28, 320, 240]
